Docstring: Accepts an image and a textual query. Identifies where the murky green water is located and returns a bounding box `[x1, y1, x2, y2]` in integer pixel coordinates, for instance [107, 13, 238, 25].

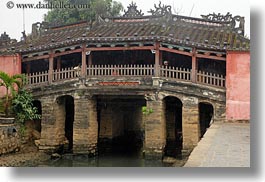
[38, 152, 186, 167]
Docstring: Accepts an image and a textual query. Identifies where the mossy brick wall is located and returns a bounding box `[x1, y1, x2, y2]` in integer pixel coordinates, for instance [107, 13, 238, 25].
[0, 124, 20, 155]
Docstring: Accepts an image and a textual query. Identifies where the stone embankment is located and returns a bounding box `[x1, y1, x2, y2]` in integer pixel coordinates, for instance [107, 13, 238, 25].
[0, 122, 20, 155]
[0, 142, 49, 167]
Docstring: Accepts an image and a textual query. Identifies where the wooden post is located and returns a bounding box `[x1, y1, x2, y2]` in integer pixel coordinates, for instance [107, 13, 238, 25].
[88, 52, 92, 66]
[48, 51, 54, 83]
[191, 48, 197, 83]
[26, 62, 31, 74]
[57, 57, 61, 71]
[159, 50, 163, 66]
[81, 44, 87, 77]
[155, 42, 160, 77]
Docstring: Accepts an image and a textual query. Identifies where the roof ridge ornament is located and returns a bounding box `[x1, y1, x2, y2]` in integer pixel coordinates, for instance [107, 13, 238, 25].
[201, 12, 233, 22]
[148, 1, 172, 16]
[123, 2, 144, 18]
[201, 12, 245, 35]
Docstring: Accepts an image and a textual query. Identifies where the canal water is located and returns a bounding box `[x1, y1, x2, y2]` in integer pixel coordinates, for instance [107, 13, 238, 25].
[36, 136, 188, 167]
[37, 146, 188, 167]
[38, 154, 187, 167]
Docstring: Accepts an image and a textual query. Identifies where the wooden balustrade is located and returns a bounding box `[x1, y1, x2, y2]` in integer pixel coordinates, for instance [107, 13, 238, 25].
[26, 65, 226, 88]
[197, 70, 225, 87]
[160, 66, 191, 81]
[27, 71, 49, 85]
[53, 67, 78, 81]
[87, 64, 154, 76]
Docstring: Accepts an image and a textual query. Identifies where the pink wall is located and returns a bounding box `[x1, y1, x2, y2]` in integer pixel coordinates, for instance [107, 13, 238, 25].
[0, 54, 21, 97]
[226, 51, 250, 121]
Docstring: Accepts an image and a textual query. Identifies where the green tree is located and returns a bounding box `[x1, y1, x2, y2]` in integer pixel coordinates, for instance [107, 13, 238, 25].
[12, 88, 41, 133]
[0, 71, 25, 116]
[44, 0, 123, 25]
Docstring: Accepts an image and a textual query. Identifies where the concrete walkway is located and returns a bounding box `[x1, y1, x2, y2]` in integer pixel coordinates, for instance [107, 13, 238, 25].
[184, 123, 250, 167]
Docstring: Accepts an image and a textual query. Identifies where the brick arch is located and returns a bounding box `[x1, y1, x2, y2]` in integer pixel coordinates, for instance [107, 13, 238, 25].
[198, 99, 216, 118]
[158, 92, 185, 104]
[198, 101, 214, 138]
[55, 95, 75, 152]
[32, 99, 42, 133]
[163, 96, 183, 157]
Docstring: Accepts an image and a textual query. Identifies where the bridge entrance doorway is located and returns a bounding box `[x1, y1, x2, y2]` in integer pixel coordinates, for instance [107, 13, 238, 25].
[164, 96, 183, 158]
[199, 102, 214, 138]
[96, 96, 146, 157]
[56, 95, 75, 153]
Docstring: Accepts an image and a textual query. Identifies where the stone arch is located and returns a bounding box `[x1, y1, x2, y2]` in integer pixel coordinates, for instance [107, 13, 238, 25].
[55, 95, 75, 152]
[163, 96, 183, 157]
[157, 91, 185, 103]
[32, 100, 42, 133]
[198, 102, 214, 138]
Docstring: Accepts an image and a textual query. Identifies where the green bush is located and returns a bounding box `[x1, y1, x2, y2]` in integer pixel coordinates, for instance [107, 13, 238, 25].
[12, 88, 41, 129]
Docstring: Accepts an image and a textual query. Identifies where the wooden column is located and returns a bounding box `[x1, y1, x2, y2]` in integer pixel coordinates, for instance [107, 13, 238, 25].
[88, 52, 92, 66]
[81, 44, 87, 77]
[155, 42, 160, 77]
[191, 48, 197, 83]
[26, 62, 31, 74]
[48, 52, 54, 83]
[159, 50, 163, 65]
[57, 57, 61, 71]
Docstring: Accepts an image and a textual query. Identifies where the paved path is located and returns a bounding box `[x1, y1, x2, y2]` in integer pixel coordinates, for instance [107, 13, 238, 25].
[184, 123, 250, 167]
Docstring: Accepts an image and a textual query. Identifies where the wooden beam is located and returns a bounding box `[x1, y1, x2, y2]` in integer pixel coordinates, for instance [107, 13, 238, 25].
[159, 47, 192, 57]
[195, 53, 226, 61]
[85, 46, 155, 52]
[22, 54, 49, 62]
[54, 48, 82, 57]
[22, 49, 83, 62]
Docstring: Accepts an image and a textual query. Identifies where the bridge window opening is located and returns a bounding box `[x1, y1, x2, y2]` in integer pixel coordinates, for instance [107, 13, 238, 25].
[164, 96, 183, 158]
[199, 102, 214, 138]
[92, 50, 154, 65]
[198, 58, 226, 75]
[56, 95, 75, 153]
[161, 51, 192, 69]
[97, 96, 146, 158]
[55, 53, 81, 69]
[22, 59, 49, 74]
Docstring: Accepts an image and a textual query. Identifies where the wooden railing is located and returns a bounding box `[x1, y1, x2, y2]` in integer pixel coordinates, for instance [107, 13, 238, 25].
[53, 67, 78, 81]
[26, 65, 226, 88]
[27, 71, 49, 85]
[160, 66, 191, 81]
[87, 64, 154, 76]
[197, 70, 226, 87]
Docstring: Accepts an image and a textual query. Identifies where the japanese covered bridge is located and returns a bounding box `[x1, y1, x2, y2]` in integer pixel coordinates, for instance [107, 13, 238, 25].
[0, 2, 250, 159]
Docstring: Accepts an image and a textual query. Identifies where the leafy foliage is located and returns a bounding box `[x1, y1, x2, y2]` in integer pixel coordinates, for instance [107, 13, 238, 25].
[12, 88, 41, 126]
[142, 106, 153, 116]
[44, 0, 123, 25]
[0, 71, 25, 116]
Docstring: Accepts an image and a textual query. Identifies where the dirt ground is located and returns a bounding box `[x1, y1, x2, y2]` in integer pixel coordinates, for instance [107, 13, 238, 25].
[0, 142, 50, 167]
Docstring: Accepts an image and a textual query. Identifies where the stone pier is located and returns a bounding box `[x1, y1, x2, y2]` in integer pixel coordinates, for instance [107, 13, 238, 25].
[38, 96, 56, 152]
[73, 95, 98, 155]
[182, 96, 200, 154]
[144, 96, 166, 159]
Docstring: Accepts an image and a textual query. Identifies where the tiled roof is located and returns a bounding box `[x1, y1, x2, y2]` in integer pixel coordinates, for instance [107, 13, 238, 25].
[0, 3, 250, 55]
